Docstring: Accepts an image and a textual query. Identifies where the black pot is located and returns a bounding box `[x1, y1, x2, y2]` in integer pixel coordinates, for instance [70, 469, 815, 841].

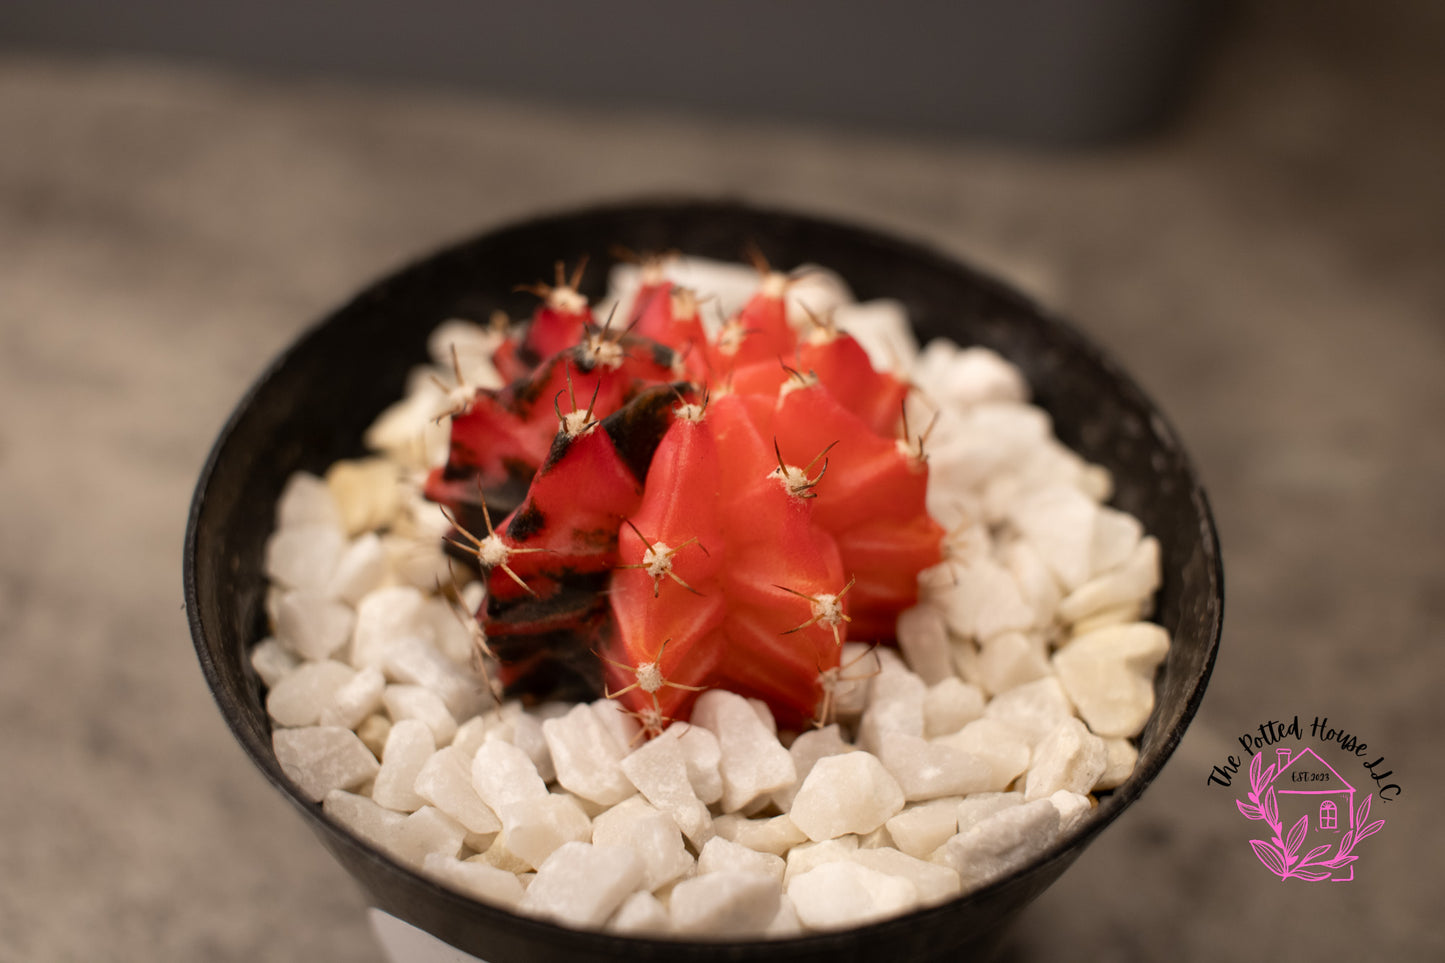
[185, 198, 1223, 962]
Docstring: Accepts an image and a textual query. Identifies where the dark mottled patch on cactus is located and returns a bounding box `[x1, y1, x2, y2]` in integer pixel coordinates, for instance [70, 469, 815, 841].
[506, 503, 546, 541]
[602, 382, 691, 484]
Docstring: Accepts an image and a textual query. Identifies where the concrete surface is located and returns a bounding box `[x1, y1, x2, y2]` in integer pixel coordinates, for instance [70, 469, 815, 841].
[1, 2, 1440, 959]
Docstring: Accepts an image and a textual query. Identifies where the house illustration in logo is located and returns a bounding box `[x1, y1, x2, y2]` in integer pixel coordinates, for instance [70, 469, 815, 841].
[1267, 746, 1357, 881]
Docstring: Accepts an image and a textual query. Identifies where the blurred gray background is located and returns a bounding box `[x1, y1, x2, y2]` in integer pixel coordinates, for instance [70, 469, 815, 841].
[1, 0, 1441, 960]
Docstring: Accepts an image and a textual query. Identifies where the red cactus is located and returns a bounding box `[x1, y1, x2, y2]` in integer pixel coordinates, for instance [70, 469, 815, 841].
[427, 254, 943, 731]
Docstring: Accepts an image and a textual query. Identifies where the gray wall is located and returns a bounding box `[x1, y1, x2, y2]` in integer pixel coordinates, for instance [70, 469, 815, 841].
[0, 0, 1212, 143]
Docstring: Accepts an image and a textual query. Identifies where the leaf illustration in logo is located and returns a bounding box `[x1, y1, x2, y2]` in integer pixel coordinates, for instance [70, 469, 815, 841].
[1250, 838, 1288, 878]
[1302, 843, 1332, 865]
[1293, 868, 1333, 882]
[1236, 799, 1265, 820]
[1326, 854, 1359, 869]
[1285, 815, 1308, 860]
[1357, 819, 1384, 843]
[1249, 752, 1264, 791]
[1354, 793, 1371, 829]
[1263, 786, 1280, 827]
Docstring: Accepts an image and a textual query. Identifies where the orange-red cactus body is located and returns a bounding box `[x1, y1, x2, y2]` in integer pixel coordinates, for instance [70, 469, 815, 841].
[707, 286, 796, 376]
[520, 301, 592, 372]
[798, 331, 910, 438]
[770, 382, 944, 640]
[429, 259, 944, 730]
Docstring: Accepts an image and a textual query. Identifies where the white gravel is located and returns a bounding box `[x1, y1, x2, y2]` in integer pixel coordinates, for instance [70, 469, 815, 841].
[254, 259, 1169, 937]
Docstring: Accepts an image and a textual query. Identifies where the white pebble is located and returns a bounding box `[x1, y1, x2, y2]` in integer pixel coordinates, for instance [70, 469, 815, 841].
[669, 871, 782, 937]
[876, 732, 997, 801]
[1072, 600, 1150, 636]
[787, 862, 918, 930]
[393, 806, 467, 866]
[691, 690, 796, 813]
[608, 891, 671, 935]
[1095, 737, 1140, 791]
[998, 537, 1063, 629]
[783, 836, 859, 886]
[591, 699, 644, 748]
[250, 638, 297, 688]
[470, 736, 548, 822]
[520, 842, 644, 927]
[923, 678, 985, 738]
[885, 798, 962, 859]
[421, 853, 524, 908]
[858, 824, 895, 850]
[895, 604, 953, 685]
[326, 533, 389, 606]
[542, 703, 636, 807]
[382, 531, 454, 592]
[711, 814, 808, 857]
[849, 847, 961, 905]
[356, 713, 391, 758]
[761, 895, 801, 938]
[265, 524, 346, 594]
[592, 797, 692, 892]
[477, 836, 531, 875]
[323, 789, 405, 849]
[509, 711, 555, 784]
[1024, 717, 1107, 801]
[946, 555, 1038, 643]
[372, 719, 436, 812]
[932, 797, 1060, 889]
[857, 666, 925, 756]
[926, 402, 1050, 496]
[1052, 622, 1169, 738]
[266, 660, 356, 728]
[772, 724, 852, 812]
[1008, 485, 1100, 591]
[1090, 506, 1144, 575]
[276, 471, 342, 530]
[950, 635, 985, 689]
[698, 836, 785, 883]
[674, 723, 724, 805]
[830, 642, 881, 719]
[914, 344, 1028, 410]
[450, 714, 490, 758]
[382, 684, 457, 745]
[382, 636, 489, 722]
[1049, 790, 1093, 832]
[789, 752, 904, 842]
[1059, 536, 1160, 625]
[351, 586, 432, 670]
[364, 377, 449, 470]
[982, 676, 1076, 746]
[619, 727, 713, 846]
[503, 793, 593, 870]
[975, 631, 1052, 697]
[326, 458, 402, 537]
[955, 791, 1025, 834]
[274, 591, 355, 661]
[414, 746, 501, 835]
[932, 719, 1031, 793]
[422, 596, 479, 667]
[318, 667, 386, 729]
[273, 726, 379, 802]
